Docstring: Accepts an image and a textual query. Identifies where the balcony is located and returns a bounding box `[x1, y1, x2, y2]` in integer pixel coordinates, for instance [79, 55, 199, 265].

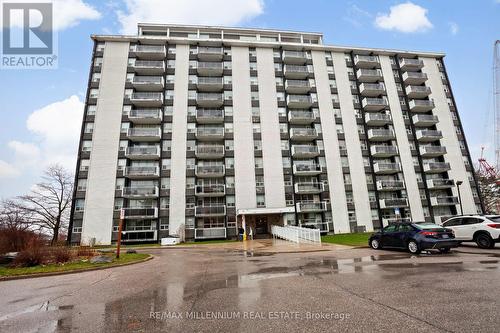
[195, 61, 224, 76]
[131, 76, 164, 91]
[196, 76, 223, 92]
[416, 130, 443, 142]
[423, 162, 451, 173]
[195, 127, 225, 141]
[291, 145, 320, 158]
[359, 82, 385, 97]
[354, 55, 379, 68]
[196, 93, 224, 107]
[370, 145, 398, 158]
[124, 166, 159, 179]
[132, 60, 165, 74]
[290, 128, 318, 141]
[123, 207, 158, 219]
[405, 85, 431, 98]
[427, 179, 455, 189]
[283, 50, 308, 64]
[196, 46, 223, 61]
[195, 165, 225, 178]
[125, 146, 160, 160]
[356, 68, 383, 82]
[409, 99, 435, 112]
[376, 180, 405, 191]
[127, 128, 161, 141]
[399, 58, 424, 71]
[130, 92, 163, 107]
[293, 163, 322, 176]
[412, 114, 439, 127]
[362, 97, 389, 111]
[431, 196, 459, 206]
[365, 113, 392, 126]
[419, 146, 447, 157]
[367, 129, 395, 141]
[402, 72, 428, 85]
[288, 110, 316, 124]
[133, 45, 166, 59]
[122, 186, 159, 198]
[194, 205, 226, 217]
[195, 145, 225, 159]
[294, 182, 324, 194]
[379, 198, 409, 209]
[296, 201, 327, 213]
[373, 162, 402, 174]
[285, 79, 312, 94]
[196, 109, 224, 124]
[194, 227, 226, 239]
[128, 109, 162, 124]
[287, 95, 313, 108]
[283, 65, 312, 79]
[195, 184, 226, 197]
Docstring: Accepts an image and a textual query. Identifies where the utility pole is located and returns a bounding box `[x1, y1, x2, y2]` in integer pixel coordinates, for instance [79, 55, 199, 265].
[456, 181, 463, 216]
[116, 208, 124, 259]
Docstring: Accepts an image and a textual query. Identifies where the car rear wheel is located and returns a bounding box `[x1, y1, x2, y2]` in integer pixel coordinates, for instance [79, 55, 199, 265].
[439, 248, 451, 254]
[475, 234, 494, 249]
[408, 240, 420, 254]
[370, 239, 381, 250]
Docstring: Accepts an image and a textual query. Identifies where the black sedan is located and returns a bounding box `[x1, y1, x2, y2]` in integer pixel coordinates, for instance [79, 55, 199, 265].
[369, 222, 459, 254]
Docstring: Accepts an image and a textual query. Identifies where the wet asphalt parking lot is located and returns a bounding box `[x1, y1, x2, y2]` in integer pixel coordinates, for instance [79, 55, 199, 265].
[0, 241, 499, 333]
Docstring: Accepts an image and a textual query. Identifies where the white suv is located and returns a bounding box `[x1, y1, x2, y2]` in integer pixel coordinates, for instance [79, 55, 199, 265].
[441, 215, 500, 249]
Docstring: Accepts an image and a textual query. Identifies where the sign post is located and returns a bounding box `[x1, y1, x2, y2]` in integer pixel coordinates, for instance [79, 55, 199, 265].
[116, 208, 125, 259]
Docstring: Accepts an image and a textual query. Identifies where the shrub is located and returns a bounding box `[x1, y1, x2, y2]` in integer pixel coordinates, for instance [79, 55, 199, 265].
[50, 246, 73, 263]
[76, 246, 96, 257]
[0, 228, 45, 254]
[12, 247, 46, 267]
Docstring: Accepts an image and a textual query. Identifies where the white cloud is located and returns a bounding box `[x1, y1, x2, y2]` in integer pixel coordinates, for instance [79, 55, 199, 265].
[0, 161, 21, 179]
[8, 141, 41, 166]
[343, 4, 372, 28]
[449, 22, 459, 35]
[117, 0, 264, 34]
[3, 0, 101, 31]
[375, 2, 433, 33]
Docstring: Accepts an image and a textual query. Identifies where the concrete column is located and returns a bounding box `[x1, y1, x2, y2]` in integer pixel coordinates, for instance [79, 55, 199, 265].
[169, 44, 190, 234]
[379, 55, 425, 221]
[332, 52, 373, 231]
[311, 51, 350, 233]
[82, 41, 129, 245]
[256, 47, 286, 208]
[232, 46, 257, 210]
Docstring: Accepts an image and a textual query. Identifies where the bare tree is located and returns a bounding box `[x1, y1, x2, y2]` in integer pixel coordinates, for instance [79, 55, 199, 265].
[475, 172, 500, 214]
[16, 164, 73, 245]
[0, 199, 32, 232]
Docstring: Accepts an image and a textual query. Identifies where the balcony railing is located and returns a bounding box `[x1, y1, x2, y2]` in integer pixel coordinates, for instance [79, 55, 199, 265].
[194, 205, 226, 217]
[130, 92, 163, 106]
[376, 180, 405, 191]
[362, 97, 388, 111]
[416, 130, 443, 142]
[196, 93, 224, 107]
[356, 68, 383, 82]
[288, 110, 316, 124]
[291, 145, 320, 157]
[295, 182, 324, 194]
[132, 60, 165, 74]
[405, 85, 431, 98]
[380, 198, 409, 209]
[125, 146, 160, 159]
[431, 196, 459, 206]
[131, 76, 164, 90]
[122, 186, 159, 198]
[365, 113, 391, 125]
[195, 165, 225, 177]
[409, 99, 435, 112]
[195, 127, 225, 140]
[399, 58, 424, 71]
[196, 46, 223, 60]
[128, 109, 162, 123]
[423, 162, 451, 173]
[127, 128, 161, 141]
[427, 179, 455, 189]
[195, 109, 224, 123]
[287, 95, 313, 108]
[285, 79, 311, 93]
[359, 82, 385, 96]
[195, 184, 226, 196]
[373, 162, 401, 174]
[419, 146, 447, 157]
[194, 227, 226, 239]
[283, 50, 308, 64]
[367, 129, 395, 141]
[123, 207, 158, 219]
[197, 76, 223, 88]
[124, 166, 159, 178]
[354, 55, 379, 68]
[412, 114, 439, 126]
[134, 45, 166, 59]
[290, 128, 318, 141]
[296, 201, 327, 213]
[195, 145, 225, 158]
[402, 72, 428, 84]
[283, 65, 312, 78]
[370, 145, 398, 157]
[293, 163, 322, 175]
[196, 62, 223, 75]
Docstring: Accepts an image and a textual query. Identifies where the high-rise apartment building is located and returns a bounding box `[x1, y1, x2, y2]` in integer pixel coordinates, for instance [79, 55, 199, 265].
[69, 24, 482, 245]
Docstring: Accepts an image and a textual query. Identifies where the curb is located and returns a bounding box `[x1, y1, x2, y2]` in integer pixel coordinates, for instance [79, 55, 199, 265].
[0, 254, 154, 282]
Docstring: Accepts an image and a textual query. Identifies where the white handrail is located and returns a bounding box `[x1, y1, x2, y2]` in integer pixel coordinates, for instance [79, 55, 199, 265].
[271, 225, 321, 244]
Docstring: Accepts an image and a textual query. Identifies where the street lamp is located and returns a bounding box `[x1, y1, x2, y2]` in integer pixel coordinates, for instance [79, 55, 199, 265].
[456, 180, 463, 216]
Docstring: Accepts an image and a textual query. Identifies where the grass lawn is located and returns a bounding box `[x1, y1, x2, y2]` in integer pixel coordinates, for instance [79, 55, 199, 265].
[178, 239, 238, 245]
[321, 233, 372, 247]
[0, 253, 150, 278]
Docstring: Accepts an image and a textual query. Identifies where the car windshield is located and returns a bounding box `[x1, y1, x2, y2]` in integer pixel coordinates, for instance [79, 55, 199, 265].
[413, 223, 445, 231]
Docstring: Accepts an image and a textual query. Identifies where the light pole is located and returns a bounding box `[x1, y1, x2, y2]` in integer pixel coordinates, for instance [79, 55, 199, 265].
[456, 180, 463, 216]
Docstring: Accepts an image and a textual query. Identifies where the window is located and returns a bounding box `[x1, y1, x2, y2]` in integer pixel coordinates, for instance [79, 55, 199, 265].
[74, 199, 85, 211]
[383, 225, 398, 233]
[255, 157, 263, 168]
[80, 159, 90, 171]
[256, 194, 265, 207]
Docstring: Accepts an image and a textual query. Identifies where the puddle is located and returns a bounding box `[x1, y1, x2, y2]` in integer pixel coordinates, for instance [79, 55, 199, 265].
[0, 301, 73, 322]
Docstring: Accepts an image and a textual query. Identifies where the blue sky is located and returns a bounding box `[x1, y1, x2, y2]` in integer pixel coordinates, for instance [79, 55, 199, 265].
[0, 0, 499, 198]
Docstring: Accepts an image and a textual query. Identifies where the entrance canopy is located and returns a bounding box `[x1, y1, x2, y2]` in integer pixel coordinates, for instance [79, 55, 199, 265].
[237, 207, 294, 215]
